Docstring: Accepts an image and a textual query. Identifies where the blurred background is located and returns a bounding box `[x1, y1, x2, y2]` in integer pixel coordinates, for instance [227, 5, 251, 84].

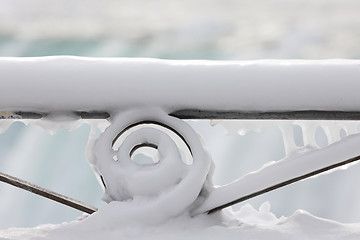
[1, 0, 360, 229]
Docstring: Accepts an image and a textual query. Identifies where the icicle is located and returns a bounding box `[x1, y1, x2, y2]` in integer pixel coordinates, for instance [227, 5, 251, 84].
[321, 122, 341, 145]
[211, 120, 271, 136]
[211, 120, 246, 136]
[319, 121, 359, 145]
[278, 122, 298, 156]
[342, 121, 359, 136]
[298, 121, 318, 148]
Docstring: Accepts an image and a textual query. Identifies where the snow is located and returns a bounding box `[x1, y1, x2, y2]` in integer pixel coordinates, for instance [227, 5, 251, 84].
[193, 132, 360, 214]
[90, 108, 212, 223]
[1, 57, 360, 239]
[0, 57, 360, 114]
[2, 110, 360, 239]
[2, 202, 360, 240]
[1, 0, 360, 236]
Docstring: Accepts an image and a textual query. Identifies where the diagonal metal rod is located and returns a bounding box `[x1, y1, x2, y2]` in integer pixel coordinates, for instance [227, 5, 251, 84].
[0, 171, 97, 214]
[208, 154, 360, 214]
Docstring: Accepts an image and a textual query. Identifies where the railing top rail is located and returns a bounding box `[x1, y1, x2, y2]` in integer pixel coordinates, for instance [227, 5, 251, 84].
[0, 57, 360, 114]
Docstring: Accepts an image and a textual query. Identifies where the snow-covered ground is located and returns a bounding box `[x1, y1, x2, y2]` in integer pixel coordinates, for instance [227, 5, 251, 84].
[2, 203, 360, 240]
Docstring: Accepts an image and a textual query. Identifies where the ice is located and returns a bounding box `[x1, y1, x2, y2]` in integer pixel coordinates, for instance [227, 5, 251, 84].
[322, 122, 342, 144]
[278, 122, 298, 155]
[212, 120, 302, 155]
[211, 120, 274, 136]
[298, 122, 318, 148]
[214, 120, 360, 157]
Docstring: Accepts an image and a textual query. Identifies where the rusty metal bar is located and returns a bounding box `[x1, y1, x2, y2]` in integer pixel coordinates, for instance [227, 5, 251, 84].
[0, 171, 97, 215]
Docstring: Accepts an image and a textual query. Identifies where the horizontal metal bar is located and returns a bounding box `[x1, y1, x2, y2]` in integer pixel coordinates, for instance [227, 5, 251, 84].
[2, 110, 360, 120]
[170, 110, 360, 120]
[76, 111, 110, 119]
[207, 153, 360, 214]
[0, 111, 110, 120]
[0, 171, 97, 214]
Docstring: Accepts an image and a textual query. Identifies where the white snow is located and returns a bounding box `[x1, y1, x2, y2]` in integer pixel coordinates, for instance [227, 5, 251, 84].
[2, 110, 360, 239]
[90, 108, 212, 224]
[0, 57, 360, 114]
[2, 202, 360, 240]
[1, 57, 360, 239]
[193, 132, 360, 215]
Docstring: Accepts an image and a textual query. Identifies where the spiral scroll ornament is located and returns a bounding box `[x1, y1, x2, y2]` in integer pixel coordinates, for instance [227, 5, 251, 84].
[91, 108, 213, 219]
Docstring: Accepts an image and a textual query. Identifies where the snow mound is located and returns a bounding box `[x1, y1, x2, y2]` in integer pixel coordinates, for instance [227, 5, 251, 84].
[1, 202, 360, 240]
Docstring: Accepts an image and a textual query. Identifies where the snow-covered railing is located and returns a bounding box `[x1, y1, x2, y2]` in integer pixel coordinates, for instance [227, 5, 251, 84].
[1, 57, 360, 115]
[1, 57, 360, 225]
